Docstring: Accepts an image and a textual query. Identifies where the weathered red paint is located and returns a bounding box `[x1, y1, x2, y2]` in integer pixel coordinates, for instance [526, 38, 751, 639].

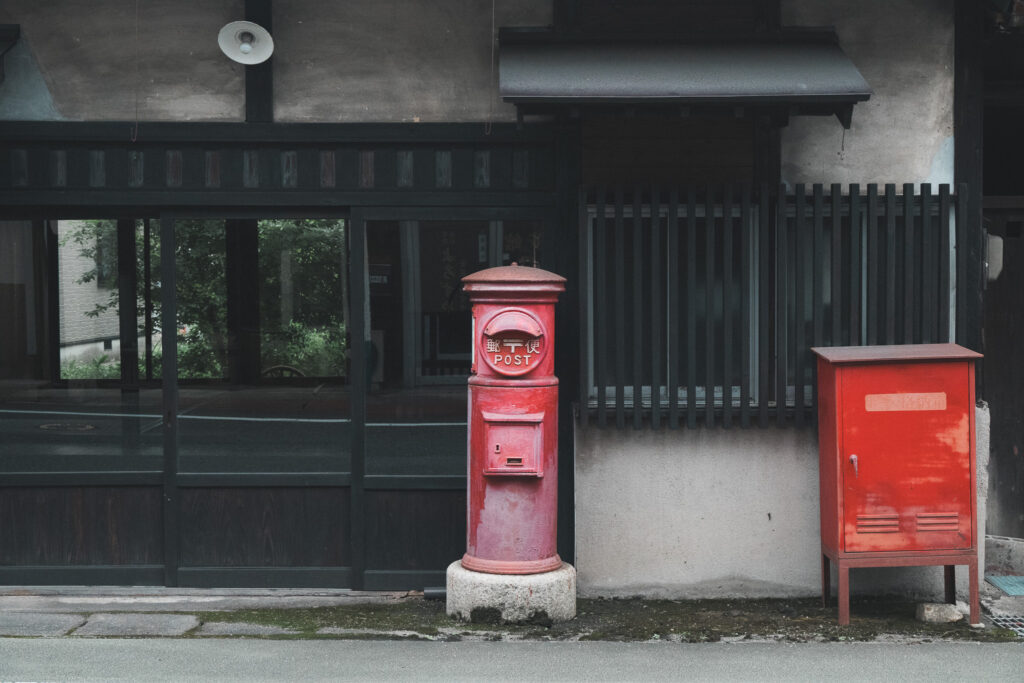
[813, 343, 982, 625]
[461, 264, 565, 575]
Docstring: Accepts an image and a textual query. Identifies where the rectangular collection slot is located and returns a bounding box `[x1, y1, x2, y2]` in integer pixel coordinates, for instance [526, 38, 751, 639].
[482, 411, 544, 477]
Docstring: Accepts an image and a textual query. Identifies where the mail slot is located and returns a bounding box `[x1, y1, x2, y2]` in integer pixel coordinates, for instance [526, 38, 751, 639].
[483, 411, 543, 477]
[813, 343, 982, 626]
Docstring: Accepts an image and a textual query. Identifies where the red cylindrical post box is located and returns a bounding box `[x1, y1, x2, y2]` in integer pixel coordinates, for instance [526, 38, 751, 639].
[461, 264, 565, 575]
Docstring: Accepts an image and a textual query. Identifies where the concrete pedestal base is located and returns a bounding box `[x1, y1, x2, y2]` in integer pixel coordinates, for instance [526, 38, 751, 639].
[446, 561, 577, 624]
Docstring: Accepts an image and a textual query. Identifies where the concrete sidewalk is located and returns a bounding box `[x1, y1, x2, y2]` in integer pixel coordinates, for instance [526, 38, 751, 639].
[0, 586, 413, 637]
[0, 586, 409, 612]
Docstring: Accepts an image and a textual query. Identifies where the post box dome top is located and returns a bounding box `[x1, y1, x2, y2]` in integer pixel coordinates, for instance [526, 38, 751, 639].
[462, 263, 566, 287]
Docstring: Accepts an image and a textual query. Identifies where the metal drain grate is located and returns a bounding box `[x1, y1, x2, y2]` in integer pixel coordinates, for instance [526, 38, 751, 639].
[988, 615, 1024, 637]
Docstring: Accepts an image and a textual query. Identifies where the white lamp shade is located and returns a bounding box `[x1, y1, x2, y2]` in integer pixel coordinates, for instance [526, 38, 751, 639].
[218, 21, 274, 65]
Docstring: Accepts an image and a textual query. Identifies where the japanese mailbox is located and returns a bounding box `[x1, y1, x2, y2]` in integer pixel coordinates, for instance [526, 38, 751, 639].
[460, 263, 565, 575]
[813, 344, 982, 625]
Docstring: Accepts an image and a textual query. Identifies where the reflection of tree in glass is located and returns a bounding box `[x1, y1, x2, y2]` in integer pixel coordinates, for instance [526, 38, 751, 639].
[63, 219, 347, 380]
[259, 219, 347, 377]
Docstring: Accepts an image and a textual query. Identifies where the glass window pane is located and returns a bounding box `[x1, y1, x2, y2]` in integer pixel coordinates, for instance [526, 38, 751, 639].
[364, 220, 491, 477]
[175, 219, 351, 473]
[0, 220, 161, 472]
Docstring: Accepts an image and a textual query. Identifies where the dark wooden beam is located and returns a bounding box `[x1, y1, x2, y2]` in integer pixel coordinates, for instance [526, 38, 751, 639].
[553, 0, 578, 32]
[225, 219, 261, 383]
[160, 214, 179, 587]
[754, 112, 782, 189]
[348, 210, 368, 590]
[552, 119, 580, 563]
[756, 0, 781, 32]
[117, 219, 140, 389]
[245, 0, 273, 123]
[954, 0, 985, 358]
[42, 220, 60, 382]
[0, 121, 551, 144]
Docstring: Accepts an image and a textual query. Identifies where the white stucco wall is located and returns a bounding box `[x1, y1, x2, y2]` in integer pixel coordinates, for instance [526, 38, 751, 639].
[57, 221, 118, 348]
[272, 0, 552, 122]
[780, 0, 955, 187]
[0, 1, 245, 121]
[574, 406, 989, 600]
[0, 0, 551, 123]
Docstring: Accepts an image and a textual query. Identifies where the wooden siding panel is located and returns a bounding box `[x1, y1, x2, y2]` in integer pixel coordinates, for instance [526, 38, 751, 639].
[243, 150, 259, 188]
[396, 150, 414, 188]
[0, 487, 162, 565]
[359, 150, 374, 189]
[435, 150, 452, 188]
[88, 150, 105, 187]
[473, 150, 491, 189]
[105, 148, 129, 189]
[363, 490, 464, 571]
[51, 150, 68, 187]
[281, 150, 299, 188]
[166, 150, 183, 188]
[178, 487, 349, 567]
[374, 148, 396, 190]
[204, 151, 222, 188]
[297, 149, 319, 190]
[575, 0, 760, 34]
[129, 150, 145, 188]
[513, 150, 530, 189]
[320, 150, 336, 188]
[11, 149, 28, 187]
[583, 116, 754, 187]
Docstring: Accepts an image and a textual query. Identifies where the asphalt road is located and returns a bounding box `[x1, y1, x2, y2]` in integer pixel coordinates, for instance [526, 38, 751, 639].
[2, 640, 1022, 682]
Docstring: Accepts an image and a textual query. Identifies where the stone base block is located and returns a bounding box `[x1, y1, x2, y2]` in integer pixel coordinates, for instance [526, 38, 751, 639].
[446, 560, 576, 624]
[916, 602, 964, 624]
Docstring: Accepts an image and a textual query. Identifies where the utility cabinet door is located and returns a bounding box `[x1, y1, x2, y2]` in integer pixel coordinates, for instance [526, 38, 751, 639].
[840, 362, 973, 553]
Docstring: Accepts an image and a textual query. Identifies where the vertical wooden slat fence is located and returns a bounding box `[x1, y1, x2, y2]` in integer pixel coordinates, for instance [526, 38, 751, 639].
[581, 183, 963, 429]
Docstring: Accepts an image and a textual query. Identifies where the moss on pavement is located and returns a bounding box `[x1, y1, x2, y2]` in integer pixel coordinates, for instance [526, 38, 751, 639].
[190, 597, 1020, 642]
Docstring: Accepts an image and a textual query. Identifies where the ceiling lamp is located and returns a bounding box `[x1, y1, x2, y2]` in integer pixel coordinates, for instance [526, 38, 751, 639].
[217, 21, 274, 65]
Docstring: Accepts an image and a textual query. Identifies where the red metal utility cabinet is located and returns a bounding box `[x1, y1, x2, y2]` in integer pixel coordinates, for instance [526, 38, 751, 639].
[813, 344, 982, 625]
[461, 264, 565, 575]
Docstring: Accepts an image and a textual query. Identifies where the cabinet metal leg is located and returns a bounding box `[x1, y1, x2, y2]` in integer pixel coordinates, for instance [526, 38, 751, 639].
[822, 554, 831, 607]
[968, 560, 980, 625]
[944, 565, 956, 604]
[837, 564, 850, 625]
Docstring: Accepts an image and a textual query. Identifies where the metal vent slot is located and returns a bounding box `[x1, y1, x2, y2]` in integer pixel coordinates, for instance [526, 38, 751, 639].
[916, 512, 958, 532]
[856, 514, 899, 533]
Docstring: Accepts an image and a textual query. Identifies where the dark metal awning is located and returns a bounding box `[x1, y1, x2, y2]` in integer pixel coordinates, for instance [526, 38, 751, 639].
[499, 39, 872, 127]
